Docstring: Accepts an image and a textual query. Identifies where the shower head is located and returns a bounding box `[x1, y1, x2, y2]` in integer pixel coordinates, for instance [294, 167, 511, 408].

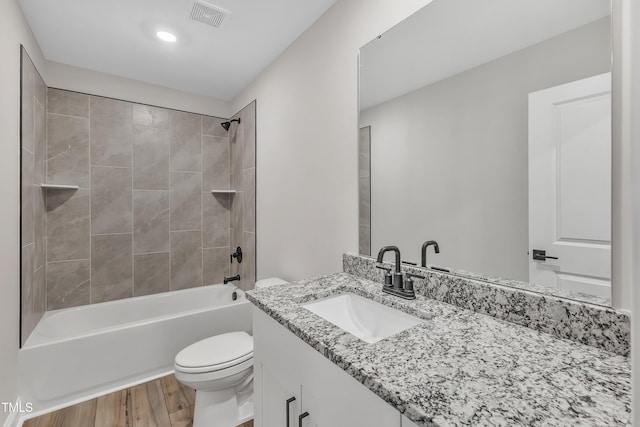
[221, 118, 241, 131]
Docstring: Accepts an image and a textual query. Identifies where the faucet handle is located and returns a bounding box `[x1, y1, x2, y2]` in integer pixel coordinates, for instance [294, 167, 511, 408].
[404, 272, 425, 294]
[375, 265, 393, 286]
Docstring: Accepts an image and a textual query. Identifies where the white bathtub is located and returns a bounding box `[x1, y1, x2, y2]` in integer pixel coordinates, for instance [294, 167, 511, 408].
[18, 284, 252, 416]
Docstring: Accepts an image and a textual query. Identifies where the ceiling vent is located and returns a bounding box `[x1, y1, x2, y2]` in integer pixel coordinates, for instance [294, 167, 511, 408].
[189, 2, 229, 28]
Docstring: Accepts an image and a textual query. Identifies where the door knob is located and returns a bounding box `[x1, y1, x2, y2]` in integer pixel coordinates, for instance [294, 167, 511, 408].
[532, 249, 558, 261]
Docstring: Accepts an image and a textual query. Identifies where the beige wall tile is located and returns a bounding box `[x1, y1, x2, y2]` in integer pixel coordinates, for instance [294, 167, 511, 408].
[134, 190, 170, 254]
[230, 123, 243, 191]
[47, 189, 90, 262]
[32, 266, 45, 322]
[243, 168, 255, 234]
[21, 149, 34, 245]
[202, 135, 229, 190]
[230, 194, 243, 250]
[241, 232, 256, 291]
[170, 111, 201, 172]
[133, 104, 169, 129]
[21, 56, 34, 154]
[133, 126, 170, 190]
[34, 188, 46, 269]
[170, 231, 202, 290]
[170, 172, 201, 231]
[203, 247, 230, 286]
[203, 193, 230, 249]
[202, 116, 228, 137]
[359, 225, 371, 256]
[91, 166, 133, 234]
[33, 68, 45, 107]
[134, 253, 170, 296]
[21, 244, 34, 342]
[90, 97, 133, 167]
[91, 234, 133, 303]
[241, 102, 256, 170]
[47, 88, 89, 118]
[47, 114, 90, 187]
[359, 175, 371, 228]
[34, 102, 45, 181]
[47, 259, 90, 310]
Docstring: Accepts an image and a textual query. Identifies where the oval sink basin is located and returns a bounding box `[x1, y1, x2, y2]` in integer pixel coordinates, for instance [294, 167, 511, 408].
[302, 293, 423, 343]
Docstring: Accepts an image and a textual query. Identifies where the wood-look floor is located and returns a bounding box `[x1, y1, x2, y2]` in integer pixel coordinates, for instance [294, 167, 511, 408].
[23, 375, 253, 427]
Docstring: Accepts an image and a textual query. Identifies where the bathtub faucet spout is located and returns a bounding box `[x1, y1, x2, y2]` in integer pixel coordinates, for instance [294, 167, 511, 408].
[224, 275, 241, 284]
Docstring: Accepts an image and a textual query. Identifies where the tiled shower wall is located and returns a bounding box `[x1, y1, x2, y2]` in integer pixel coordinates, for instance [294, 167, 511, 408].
[43, 89, 256, 309]
[229, 102, 256, 291]
[20, 48, 47, 345]
[358, 126, 371, 256]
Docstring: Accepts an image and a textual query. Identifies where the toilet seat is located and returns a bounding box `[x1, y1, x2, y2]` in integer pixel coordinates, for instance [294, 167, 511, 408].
[174, 331, 253, 375]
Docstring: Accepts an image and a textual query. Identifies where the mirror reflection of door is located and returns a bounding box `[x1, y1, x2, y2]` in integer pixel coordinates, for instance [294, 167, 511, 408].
[358, 0, 612, 304]
[528, 73, 611, 298]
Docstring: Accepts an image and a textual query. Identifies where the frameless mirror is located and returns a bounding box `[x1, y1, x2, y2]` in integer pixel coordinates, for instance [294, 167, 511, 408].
[359, 0, 612, 305]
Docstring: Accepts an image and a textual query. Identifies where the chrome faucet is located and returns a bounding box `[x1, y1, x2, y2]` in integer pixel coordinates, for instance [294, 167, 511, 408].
[421, 240, 440, 267]
[376, 246, 421, 300]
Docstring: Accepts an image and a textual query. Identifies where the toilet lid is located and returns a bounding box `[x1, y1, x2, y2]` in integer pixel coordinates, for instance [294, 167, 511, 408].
[175, 331, 253, 372]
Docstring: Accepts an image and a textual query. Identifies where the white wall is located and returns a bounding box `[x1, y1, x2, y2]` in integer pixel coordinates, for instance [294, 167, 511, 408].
[625, 0, 640, 421]
[231, 0, 432, 281]
[46, 61, 231, 118]
[361, 19, 610, 281]
[612, 1, 634, 313]
[0, 1, 45, 424]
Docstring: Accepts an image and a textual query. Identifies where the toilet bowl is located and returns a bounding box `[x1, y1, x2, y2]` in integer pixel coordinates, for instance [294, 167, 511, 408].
[174, 278, 287, 427]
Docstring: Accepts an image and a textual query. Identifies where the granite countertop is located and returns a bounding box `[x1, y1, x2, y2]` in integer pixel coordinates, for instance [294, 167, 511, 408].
[247, 273, 631, 427]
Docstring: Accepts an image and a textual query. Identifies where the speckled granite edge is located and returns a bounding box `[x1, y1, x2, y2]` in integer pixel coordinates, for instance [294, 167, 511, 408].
[343, 253, 630, 356]
[449, 268, 611, 306]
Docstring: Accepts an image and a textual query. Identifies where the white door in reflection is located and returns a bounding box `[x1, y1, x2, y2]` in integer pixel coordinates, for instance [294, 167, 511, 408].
[528, 73, 611, 297]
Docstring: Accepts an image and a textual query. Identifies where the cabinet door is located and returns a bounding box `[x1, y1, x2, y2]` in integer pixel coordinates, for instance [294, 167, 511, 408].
[255, 308, 400, 427]
[261, 362, 301, 427]
[299, 380, 400, 427]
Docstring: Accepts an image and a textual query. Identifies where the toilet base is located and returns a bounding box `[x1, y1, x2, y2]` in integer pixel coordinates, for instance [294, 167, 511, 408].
[192, 378, 253, 427]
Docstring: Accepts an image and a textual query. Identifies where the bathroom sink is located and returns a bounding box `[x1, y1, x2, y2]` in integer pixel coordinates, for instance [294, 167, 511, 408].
[302, 293, 423, 343]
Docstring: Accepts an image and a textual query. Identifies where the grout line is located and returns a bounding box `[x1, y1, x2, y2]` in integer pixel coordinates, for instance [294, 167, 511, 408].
[133, 188, 170, 193]
[170, 169, 201, 174]
[47, 258, 91, 264]
[134, 250, 171, 256]
[90, 164, 130, 170]
[169, 228, 203, 233]
[46, 111, 89, 120]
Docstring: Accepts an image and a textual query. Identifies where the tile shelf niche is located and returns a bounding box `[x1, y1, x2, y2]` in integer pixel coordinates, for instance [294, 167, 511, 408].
[210, 190, 237, 194]
[39, 183, 80, 190]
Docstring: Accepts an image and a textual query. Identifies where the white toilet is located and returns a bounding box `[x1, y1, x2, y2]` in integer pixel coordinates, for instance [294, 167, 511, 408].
[174, 278, 288, 427]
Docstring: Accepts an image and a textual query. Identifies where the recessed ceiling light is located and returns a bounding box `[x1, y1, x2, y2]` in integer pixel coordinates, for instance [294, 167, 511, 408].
[156, 31, 177, 43]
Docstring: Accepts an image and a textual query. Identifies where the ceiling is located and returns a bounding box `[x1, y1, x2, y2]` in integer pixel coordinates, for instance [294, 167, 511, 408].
[359, 0, 611, 110]
[19, 0, 337, 101]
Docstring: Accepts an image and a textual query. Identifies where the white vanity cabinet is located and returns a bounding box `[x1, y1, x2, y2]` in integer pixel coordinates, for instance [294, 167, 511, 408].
[253, 307, 416, 427]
